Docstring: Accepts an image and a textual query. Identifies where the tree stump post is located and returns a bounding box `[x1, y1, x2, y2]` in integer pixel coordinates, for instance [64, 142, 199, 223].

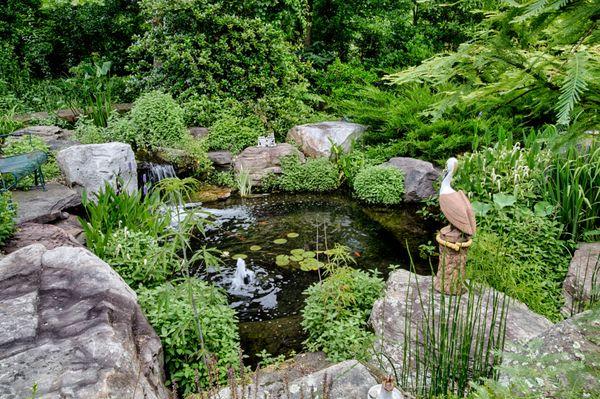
[434, 225, 471, 295]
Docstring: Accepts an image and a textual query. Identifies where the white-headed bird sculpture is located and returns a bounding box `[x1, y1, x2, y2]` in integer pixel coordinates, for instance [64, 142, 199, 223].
[435, 157, 476, 294]
[439, 157, 476, 236]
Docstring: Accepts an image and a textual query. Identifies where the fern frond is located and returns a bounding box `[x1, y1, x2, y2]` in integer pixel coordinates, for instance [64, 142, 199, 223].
[556, 51, 589, 125]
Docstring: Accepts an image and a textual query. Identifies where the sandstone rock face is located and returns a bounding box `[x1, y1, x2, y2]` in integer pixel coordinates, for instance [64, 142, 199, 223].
[383, 157, 440, 202]
[287, 121, 367, 158]
[0, 245, 169, 399]
[57, 142, 138, 197]
[1, 223, 81, 254]
[562, 242, 600, 316]
[12, 182, 81, 224]
[216, 358, 377, 399]
[370, 270, 552, 375]
[12, 125, 78, 151]
[234, 143, 304, 185]
[51, 213, 86, 244]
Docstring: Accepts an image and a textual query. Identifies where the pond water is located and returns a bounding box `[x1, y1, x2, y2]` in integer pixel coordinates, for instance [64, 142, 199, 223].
[190, 193, 436, 363]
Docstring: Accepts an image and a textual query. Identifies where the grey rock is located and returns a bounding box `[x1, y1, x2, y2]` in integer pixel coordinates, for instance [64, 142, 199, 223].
[57, 142, 138, 197]
[207, 150, 233, 168]
[12, 125, 78, 151]
[0, 245, 169, 399]
[287, 121, 367, 158]
[12, 183, 81, 224]
[370, 269, 552, 376]
[216, 358, 377, 399]
[562, 242, 600, 316]
[234, 143, 304, 186]
[383, 157, 440, 202]
[1, 223, 82, 254]
[51, 213, 85, 244]
[188, 126, 209, 139]
[502, 308, 600, 397]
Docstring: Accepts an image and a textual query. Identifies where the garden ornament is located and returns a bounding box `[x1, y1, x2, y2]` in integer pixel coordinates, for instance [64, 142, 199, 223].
[257, 133, 276, 147]
[367, 375, 403, 399]
[435, 157, 476, 294]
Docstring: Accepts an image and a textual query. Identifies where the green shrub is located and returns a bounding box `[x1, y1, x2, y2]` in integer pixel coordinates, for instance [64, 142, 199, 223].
[1, 136, 60, 190]
[101, 228, 178, 289]
[207, 114, 265, 154]
[129, 1, 307, 101]
[0, 191, 16, 246]
[353, 165, 404, 205]
[276, 155, 341, 192]
[208, 170, 236, 188]
[81, 182, 171, 258]
[468, 204, 571, 321]
[127, 90, 187, 149]
[301, 267, 384, 361]
[138, 279, 241, 394]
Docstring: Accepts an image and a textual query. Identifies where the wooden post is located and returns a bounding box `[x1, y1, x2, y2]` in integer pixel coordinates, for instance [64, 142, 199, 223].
[434, 225, 470, 295]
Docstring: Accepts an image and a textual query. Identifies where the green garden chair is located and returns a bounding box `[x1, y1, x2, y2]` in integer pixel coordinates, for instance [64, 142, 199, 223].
[0, 132, 48, 190]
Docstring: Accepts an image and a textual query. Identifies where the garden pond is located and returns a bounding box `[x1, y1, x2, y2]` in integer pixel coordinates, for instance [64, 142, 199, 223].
[189, 193, 437, 363]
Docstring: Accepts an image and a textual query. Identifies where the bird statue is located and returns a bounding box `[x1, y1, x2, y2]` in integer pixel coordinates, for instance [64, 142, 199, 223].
[434, 157, 476, 295]
[439, 157, 476, 236]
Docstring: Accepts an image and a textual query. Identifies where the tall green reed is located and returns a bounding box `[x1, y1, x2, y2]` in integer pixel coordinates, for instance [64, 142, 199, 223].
[235, 168, 252, 198]
[540, 139, 600, 241]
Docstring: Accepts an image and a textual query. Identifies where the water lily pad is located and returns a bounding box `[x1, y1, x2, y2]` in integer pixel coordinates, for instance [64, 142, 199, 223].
[290, 255, 304, 262]
[299, 258, 324, 271]
[232, 254, 248, 260]
[303, 251, 316, 258]
[275, 255, 290, 266]
[287, 232, 299, 238]
[290, 248, 305, 256]
[250, 245, 262, 251]
[273, 238, 288, 244]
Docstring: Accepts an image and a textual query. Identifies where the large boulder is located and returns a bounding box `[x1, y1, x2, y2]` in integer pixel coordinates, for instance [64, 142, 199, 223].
[562, 242, 600, 316]
[57, 142, 138, 197]
[501, 308, 600, 397]
[1, 223, 82, 254]
[287, 121, 367, 158]
[11, 182, 81, 224]
[207, 150, 233, 170]
[383, 157, 440, 202]
[370, 269, 552, 375]
[215, 357, 378, 399]
[0, 245, 169, 399]
[233, 143, 304, 186]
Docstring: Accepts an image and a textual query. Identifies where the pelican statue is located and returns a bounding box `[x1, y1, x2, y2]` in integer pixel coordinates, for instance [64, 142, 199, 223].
[439, 157, 476, 237]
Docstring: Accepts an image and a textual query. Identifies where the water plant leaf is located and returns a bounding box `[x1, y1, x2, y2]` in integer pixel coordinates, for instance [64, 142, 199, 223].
[275, 255, 290, 266]
[534, 201, 554, 217]
[299, 258, 324, 271]
[290, 249, 305, 256]
[232, 254, 248, 260]
[493, 193, 516, 209]
[287, 232, 299, 238]
[290, 255, 304, 262]
[273, 238, 288, 244]
[472, 201, 492, 217]
[303, 251, 316, 258]
[250, 245, 262, 251]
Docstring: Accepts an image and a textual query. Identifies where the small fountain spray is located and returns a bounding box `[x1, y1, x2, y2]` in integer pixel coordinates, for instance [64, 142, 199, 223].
[231, 258, 255, 291]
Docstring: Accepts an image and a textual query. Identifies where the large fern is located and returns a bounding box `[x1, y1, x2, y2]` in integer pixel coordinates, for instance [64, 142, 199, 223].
[556, 51, 590, 125]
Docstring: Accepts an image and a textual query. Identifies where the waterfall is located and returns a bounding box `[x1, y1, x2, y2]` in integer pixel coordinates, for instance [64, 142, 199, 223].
[146, 163, 176, 184]
[231, 258, 255, 291]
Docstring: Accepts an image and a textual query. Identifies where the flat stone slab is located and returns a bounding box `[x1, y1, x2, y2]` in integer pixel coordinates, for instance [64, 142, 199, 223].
[562, 242, 600, 316]
[12, 183, 81, 224]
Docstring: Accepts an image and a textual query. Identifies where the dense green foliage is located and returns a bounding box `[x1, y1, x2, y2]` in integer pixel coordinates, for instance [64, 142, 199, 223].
[274, 155, 341, 192]
[101, 228, 179, 289]
[0, 191, 16, 246]
[353, 165, 405, 205]
[301, 267, 384, 361]
[138, 279, 241, 394]
[1, 136, 60, 189]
